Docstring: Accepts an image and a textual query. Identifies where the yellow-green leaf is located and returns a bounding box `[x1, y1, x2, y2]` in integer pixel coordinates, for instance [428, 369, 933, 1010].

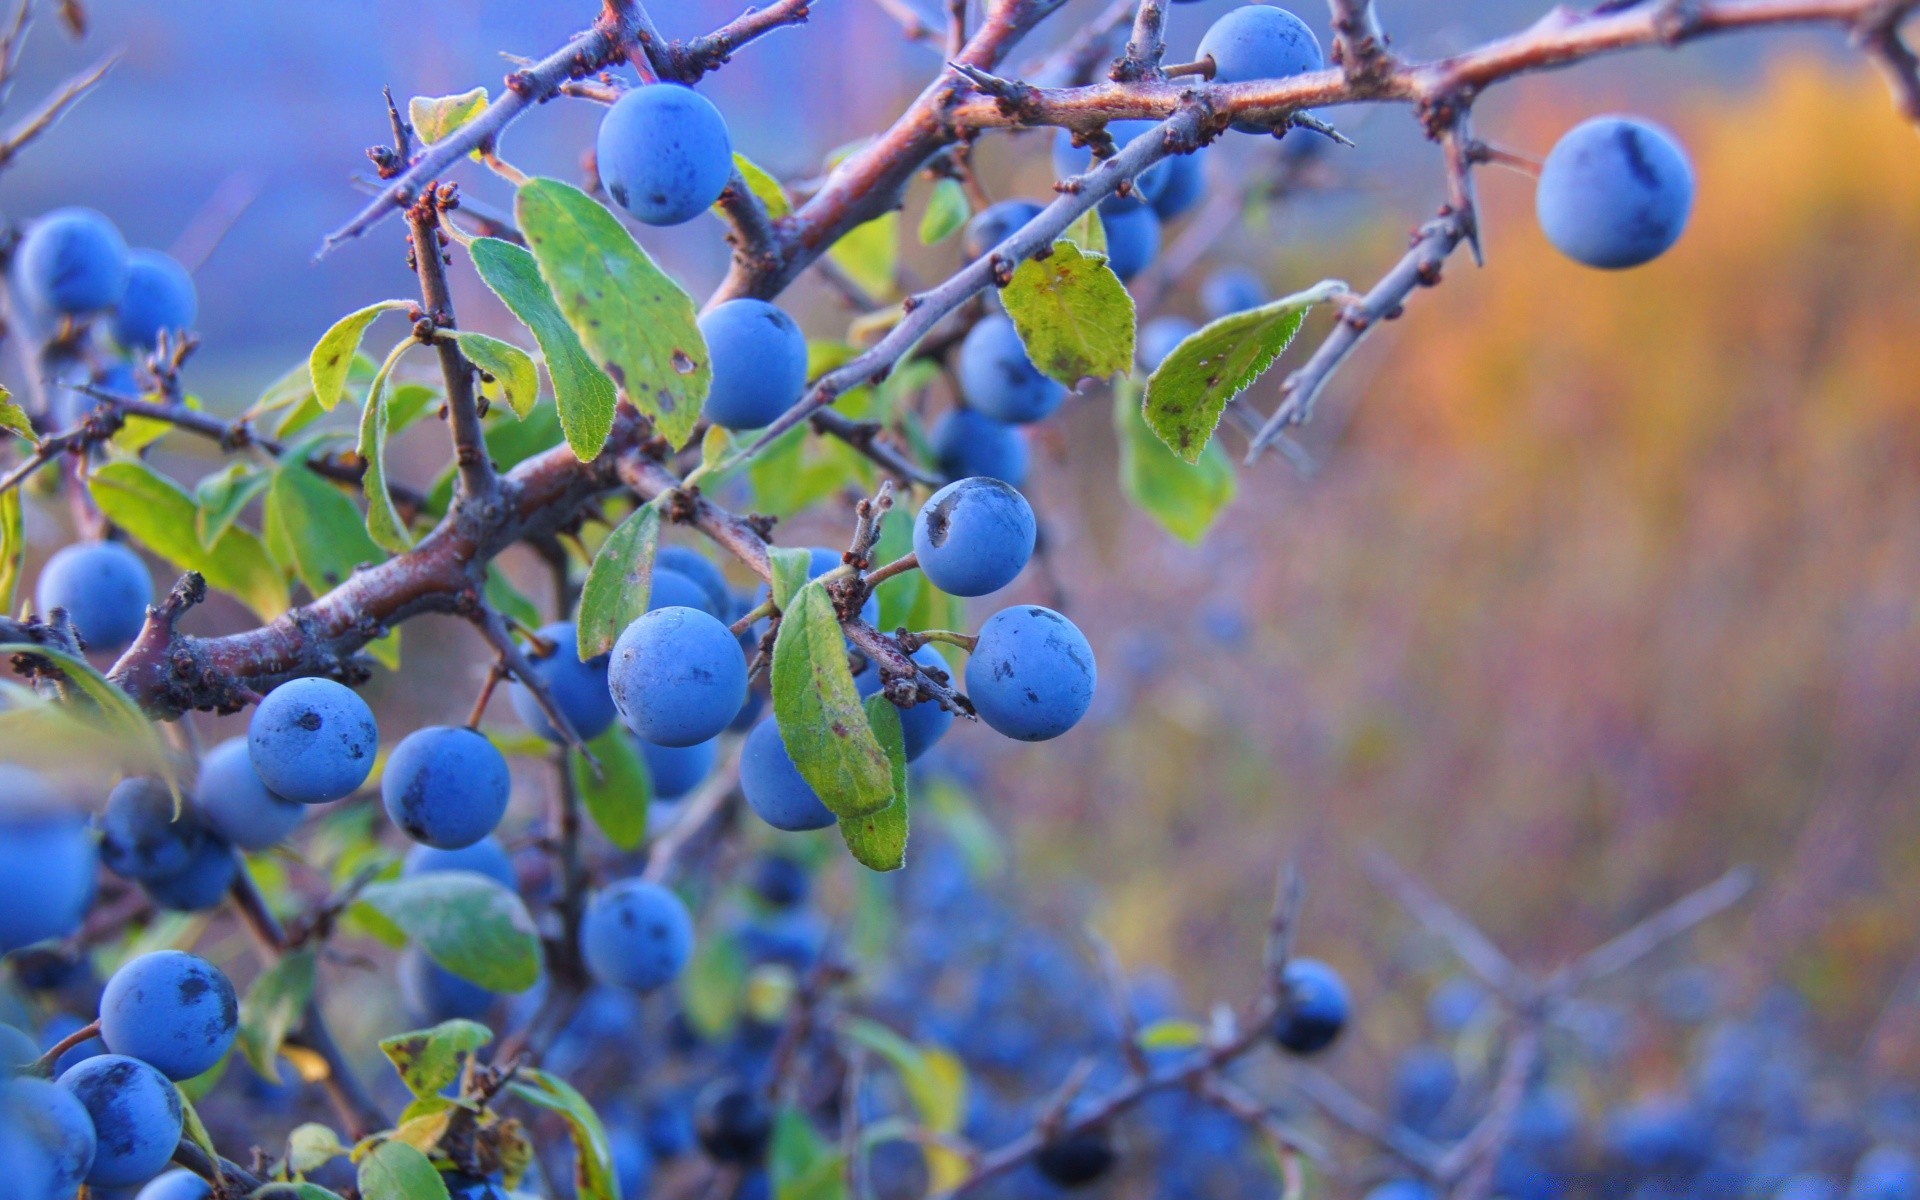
[90, 460, 289, 620]
[378, 1018, 492, 1099]
[0, 487, 22, 611]
[264, 463, 385, 595]
[354, 873, 541, 993]
[508, 1067, 617, 1200]
[469, 238, 616, 452]
[840, 694, 909, 871]
[1003, 239, 1135, 387]
[577, 501, 660, 660]
[356, 340, 415, 554]
[357, 1139, 449, 1200]
[0, 385, 34, 443]
[450, 330, 539, 419]
[238, 949, 315, 1083]
[570, 722, 652, 852]
[730, 153, 792, 218]
[408, 87, 488, 145]
[828, 212, 899, 300]
[1113, 378, 1235, 544]
[919, 178, 970, 246]
[769, 582, 892, 817]
[310, 301, 410, 412]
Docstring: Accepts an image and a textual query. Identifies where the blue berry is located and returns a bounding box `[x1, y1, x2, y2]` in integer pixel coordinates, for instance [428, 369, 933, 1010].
[876, 645, 956, 761]
[99, 950, 237, 1081]
[596, 84, 734, 226]
[1201, 266, 1265, 318]
[640, 735, 718, 802]
[657, 546, 733, 616]
[1149, 154, 1205, 221]
[139, 838, 237, 913]
[398, 946, 494, 1023]
[1197, 7, 1323, 93]
[403, 837, 517, 890]
[957, 315, 1065, 425]
[694, 1078, 772, 1164]
[1035, 1129, 1116, 1188]
[1364, 1181, 1437, 1200]
[0, 767, 97, 954]
[191, 736, 303, 851]
[247, 677, 378, 804]
[0, 1082, 59, 1200]
[382, 725, 511, 850]
[739, 718, 837, 832]
[651, 566, 724, 618]
[965, 606, 1097, 741]
[609, 606, 748, 747]
[98, 776, 205, 883]
[9, 1075, 95, 1196]
[1536, 115, 1694, 269]
[1272, 958, 1349, 1054]
[748, 853, 810, 909]
[612, 1125, 656, 1198]
[135, 1170, 212, 1200]
[1138, 316, 1197, 373]
[16, 207, 128, 315]
[0, 1023, 37, 1072]
[508, 620, 618, 744]
[580, 878, 696, 992]
[442, 1173, 510, 1200]
[699, 299, 809, 430]
[57, 1054, 183, 1187]
[914, 477, 1035, 597]
[1854, 1145, 1920, 1200]
[1051, 122, 1170, 213]
[35, 540, 152, 653]
[931, 408, 1029, 487]
[806, 547, 881, 626]
[110, 250, 196, 350]
[964, 199, 1044, 261]
[1101, 205, 1160, 282]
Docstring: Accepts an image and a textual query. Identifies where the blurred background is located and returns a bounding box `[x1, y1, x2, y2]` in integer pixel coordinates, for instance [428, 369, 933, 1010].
[7, 0, 1920, 1143]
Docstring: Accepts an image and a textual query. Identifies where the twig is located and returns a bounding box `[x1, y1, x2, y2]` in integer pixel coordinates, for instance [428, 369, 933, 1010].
[1361, 846, 1527, 1002]
[0, 51, 114, 170]
[407, 188, 497, 504]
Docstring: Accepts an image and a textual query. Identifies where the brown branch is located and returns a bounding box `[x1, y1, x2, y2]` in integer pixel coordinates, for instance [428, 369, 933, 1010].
[407, 190, 497, 504]
[0, 51, 115, 171]
[1111, 0, 1169, 82]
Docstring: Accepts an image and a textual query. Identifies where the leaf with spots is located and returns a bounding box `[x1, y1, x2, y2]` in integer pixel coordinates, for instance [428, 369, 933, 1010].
[469, 237, 617, 450]
[840, 694, 909, 871]
[238, 949, 315, 1083]
[354, 873, 541, 993]
[769, 582, 893, 818]
[309, 301, 410, 412]
[576, 499, 660, 660]
[264, 460, 385, 596]
[408, 87, 488, 145]
[515, 177, 710, 454]
[1003, 239, 1134, 388]
[508, 1067, 618, 1200]
[0, 385, 34, 444]
[449, 330, 539, 419]
[377, 1018, 492, 1099]
[1113, 378, 1236, 544]
[1142, 280, 1343, 463]
[356, 1139, 449, 1200]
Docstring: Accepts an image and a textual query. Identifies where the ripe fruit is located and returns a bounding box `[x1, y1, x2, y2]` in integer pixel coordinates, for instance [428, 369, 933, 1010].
[856, 644, 957, 761]
[699, 298, 810, 430]
[1035, 1129, 1117, 1188]
[442, 1174, 511, 1200]
[1150, 154, 1205, 221]
[111, 249, 196, 350]
[0, 1081, 59, 1200]
[34, 540, 152, 653]
[140, 837, 237, 912]
[191, 736, 303, 851]
[1050, 121, 1171, 213]
[693, 1078, 773, 1164]
[403, 836, 517, 890]
[748, 853, 809, 909]
[508, 620, 618, 744]
[639, 735, 718, 802]
[580, 878, 696, 992]
[1201, 266, 1265, 318]
[98, 776, 205, 883]
[1197, 6, 1323, 86]
[0, 1023, 38, 1070]
[135, 1170, 212, 1200]
[957, 315, 1065, 425]
[963, 199, 1043, 260]
[1272, 957, 1350, 1054]
[1364, 1181, 1438, 1200]
[99, 950, 238, 1081]
[739, 718, 837, 832]
[398, 946, 494, 1023]
[609, 606, 748, 747]
[0, 767, 97, 954]
[914, 477, 1035, 597]
[596, 84, 734, 225]
[381, 725, 512, 850]
[1536, 115, 1694, 269]
[931, 408, 1029, 486]
[57, 1054, 183, 1186]
[651, 565, 724, 618]
[247, 677, 378, 804]
[8, 1075, 95, 1196]
[965, 606, 1098, 741]
[16, 207, 128, 315]
[1100, 205, 1160, 282]
[657, 546, 733, 616]
[1138, 316, 1198, 373]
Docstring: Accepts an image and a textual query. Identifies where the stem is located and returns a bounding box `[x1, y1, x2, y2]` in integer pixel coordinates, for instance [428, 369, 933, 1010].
[863, 552, 920, 589]
[406, 195, 496, 505]
[29, 1018, 99, 1077]
[911, 628, 976, 652]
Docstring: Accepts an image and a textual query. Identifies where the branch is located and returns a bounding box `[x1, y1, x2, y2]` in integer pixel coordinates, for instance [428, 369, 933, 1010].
[1361, 846, 1528, 1003]
[407, 189, 498, 504]
[1111, 0, 1168, 82]
[1546, 866, 1756, 997]
[0, 51, 114, 171]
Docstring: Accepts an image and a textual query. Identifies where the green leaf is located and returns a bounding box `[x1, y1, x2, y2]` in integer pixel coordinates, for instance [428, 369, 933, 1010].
[746, 423, 871, 519]
[840, 694, 909, 871]
[252, 1184, 348, 1200]
[576, 501, 660, 660]
[1063, 206, 1107, 257]
[356, 340, 416, 554]
[287, 1122, 348, 1174]
[730, 153, 792, 218]
[1003, 240, 1134, 387]
[919, 178, 970, 246]
[840, 1018, 968, 1134]
[386, 382, 440, 435]
[1113, 378, 1235, 544]
[357, 1139, 449, 1200]
[409, 87, 488, 145]
[0, 486, 22, 611]
[238, 949, 315, 1083]
[90, 460, 290, 620]
[310, 301, 410, 413]
[354, 873, 541, 993]
[570, 721, 651, 852]
[264, 464, 386, 594]
[469, 238, 616, 450]
[515, 177, 711, 453]
[768, 545, 814, 611]
[179, 1093, 220, 1171]
[870, 499, 922, 632]
[680, 930, 747, 1039]
[1143, 280, 1343, 463]
[769, 582, 893, 817]
[828, 212, 898, 300]
[377, 1019, 493, 1098]
[1138, 1017, 1208, 1050]
[450, 331, 539, 419]
[508, 1067, 617, 1200]
[0, 385, 34, 443]
[194, 462, 271, 551]
[485, 564, 542, 634]
[771, 1107, 847, 1200]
